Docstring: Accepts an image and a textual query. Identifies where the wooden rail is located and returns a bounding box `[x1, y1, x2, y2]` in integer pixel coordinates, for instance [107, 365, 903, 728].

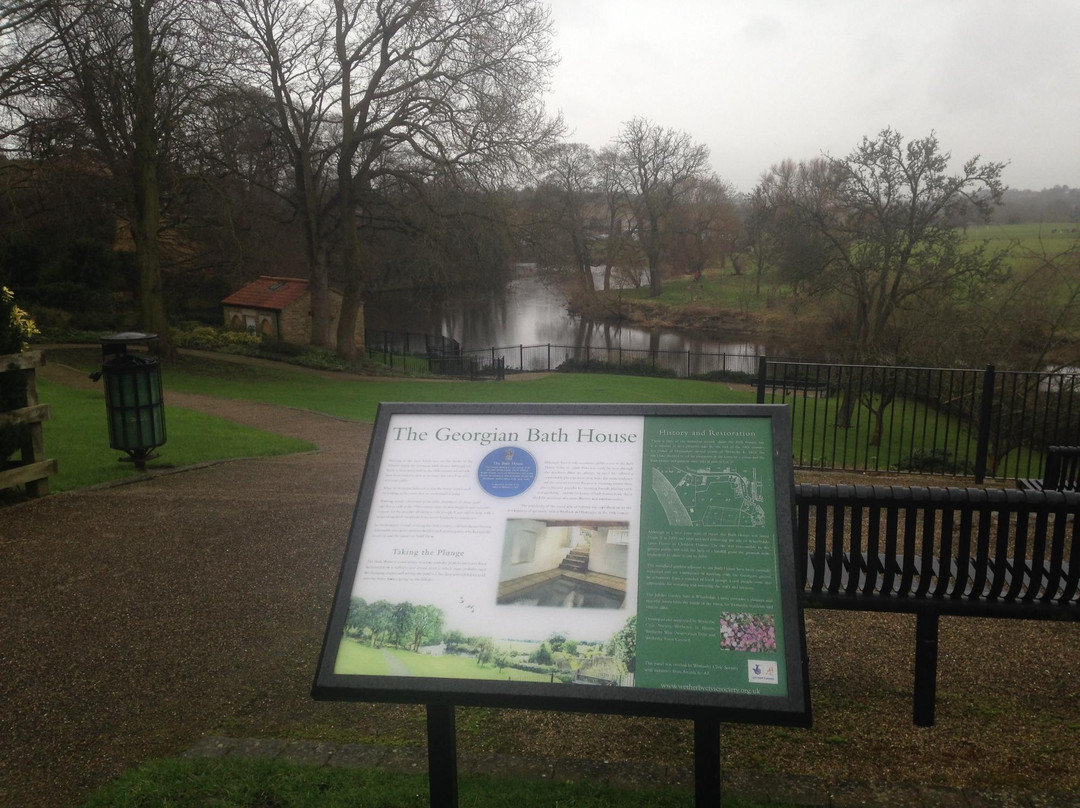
[0, 350, 57, 497]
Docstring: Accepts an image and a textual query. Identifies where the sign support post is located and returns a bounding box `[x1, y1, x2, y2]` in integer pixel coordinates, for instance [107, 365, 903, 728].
[426, 704, 458, 808]
[695, 711, 722, 806]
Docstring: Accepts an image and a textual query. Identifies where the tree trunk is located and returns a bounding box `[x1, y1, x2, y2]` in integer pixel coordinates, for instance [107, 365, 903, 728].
[335, 188, 362, 362]
[130, 0, 174, 360]
[309, 247, 330, 348]
[648, 257, 662, 297]
[836, 386, 857, 429]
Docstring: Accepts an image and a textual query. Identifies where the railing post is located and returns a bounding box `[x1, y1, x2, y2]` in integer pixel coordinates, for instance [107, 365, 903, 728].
[687, 349, 691, 378]
[547, 344, 551, 370]
[519, 344, 523, 370]
[974, 364, 996, 484]
[756, 355, 768, 405]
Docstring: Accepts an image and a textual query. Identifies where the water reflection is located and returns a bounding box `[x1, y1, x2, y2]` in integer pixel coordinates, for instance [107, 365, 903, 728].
[365, 266, 773, 375]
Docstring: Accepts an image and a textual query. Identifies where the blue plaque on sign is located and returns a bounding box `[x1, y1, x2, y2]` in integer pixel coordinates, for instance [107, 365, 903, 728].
[477, 446, 536, 497]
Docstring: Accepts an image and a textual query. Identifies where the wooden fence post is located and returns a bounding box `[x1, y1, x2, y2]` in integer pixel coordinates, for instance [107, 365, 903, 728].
[0, 350, 57, 497]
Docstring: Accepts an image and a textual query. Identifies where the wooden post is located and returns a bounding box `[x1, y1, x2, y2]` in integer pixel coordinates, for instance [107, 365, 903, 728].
[0, 351, 57, 497]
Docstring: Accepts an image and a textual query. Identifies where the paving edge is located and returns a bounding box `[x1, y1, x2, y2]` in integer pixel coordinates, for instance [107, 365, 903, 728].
[182, 736, 1079, 808]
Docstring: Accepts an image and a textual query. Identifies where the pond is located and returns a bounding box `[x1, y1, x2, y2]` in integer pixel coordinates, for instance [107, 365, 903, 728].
[365, 265, 788, 376]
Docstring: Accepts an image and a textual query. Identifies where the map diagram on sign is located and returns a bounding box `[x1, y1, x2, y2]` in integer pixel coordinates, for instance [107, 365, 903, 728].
[651, 466, 766, 527]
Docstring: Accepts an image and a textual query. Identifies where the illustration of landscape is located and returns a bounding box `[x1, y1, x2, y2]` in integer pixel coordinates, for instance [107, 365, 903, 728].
[651, 466, 767, 527]
[334, 596, 637, 687]
[334, 520, 638, 686]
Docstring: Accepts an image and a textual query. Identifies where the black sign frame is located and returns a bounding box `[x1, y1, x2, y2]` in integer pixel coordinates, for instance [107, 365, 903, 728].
[313, 402, 810, 727]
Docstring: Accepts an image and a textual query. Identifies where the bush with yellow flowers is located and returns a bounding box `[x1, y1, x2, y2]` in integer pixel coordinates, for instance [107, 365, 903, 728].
[1, 286, 40, 355]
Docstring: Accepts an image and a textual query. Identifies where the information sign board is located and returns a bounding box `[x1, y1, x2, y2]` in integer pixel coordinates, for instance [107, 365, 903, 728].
[314, 403, 810, 725]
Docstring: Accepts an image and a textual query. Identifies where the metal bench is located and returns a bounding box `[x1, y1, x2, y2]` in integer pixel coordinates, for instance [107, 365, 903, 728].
[794, 484, 1080, 726]
[1018, 445, 1080, 493]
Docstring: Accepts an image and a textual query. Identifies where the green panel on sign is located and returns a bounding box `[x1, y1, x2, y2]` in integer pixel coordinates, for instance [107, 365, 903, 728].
[636, 416, 786, 696]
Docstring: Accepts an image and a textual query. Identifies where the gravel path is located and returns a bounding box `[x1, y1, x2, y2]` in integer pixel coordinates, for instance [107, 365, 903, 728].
[2, 369, 372, 807]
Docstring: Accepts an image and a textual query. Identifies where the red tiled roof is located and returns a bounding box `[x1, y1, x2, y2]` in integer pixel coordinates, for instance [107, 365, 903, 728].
[221, 276, 310, 311]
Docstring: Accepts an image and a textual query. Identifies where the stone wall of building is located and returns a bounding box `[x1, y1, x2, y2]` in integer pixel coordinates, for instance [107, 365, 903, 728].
[278, 292, 313, 344]
[223, 307, 279, 338]
[225, 293, 364, 352]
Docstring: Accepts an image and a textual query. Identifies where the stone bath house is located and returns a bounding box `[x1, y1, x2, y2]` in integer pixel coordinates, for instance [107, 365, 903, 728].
[221, 276, 364, 352]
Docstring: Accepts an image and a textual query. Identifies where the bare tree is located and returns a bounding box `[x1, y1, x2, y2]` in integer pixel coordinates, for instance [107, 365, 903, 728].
[533, 141, 598, 291]
[216, 0, 339, 346]
[329, 0, 560, 361]
[614, 117, 710, 297]
[762, 129, 1008, 364]
[665, 173, 738, 282]
[5, 0, 220, 358]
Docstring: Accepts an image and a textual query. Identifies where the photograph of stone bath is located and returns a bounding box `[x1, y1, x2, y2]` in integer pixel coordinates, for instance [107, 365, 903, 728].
[496, 520, 630, 609]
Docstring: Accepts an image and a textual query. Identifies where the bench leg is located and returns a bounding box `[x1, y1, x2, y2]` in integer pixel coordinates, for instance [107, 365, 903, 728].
[913, 612, 939, 727]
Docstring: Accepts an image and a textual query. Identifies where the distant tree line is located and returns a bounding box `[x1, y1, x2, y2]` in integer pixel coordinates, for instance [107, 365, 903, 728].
[344, 597, 445, 653]
[0, 0, 560, 358]
[1, 1, 1076, 370]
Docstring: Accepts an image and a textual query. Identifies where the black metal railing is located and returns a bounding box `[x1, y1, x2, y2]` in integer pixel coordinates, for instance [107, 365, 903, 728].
[758, 359, 1080, 482]
[408, 342, 761, 379]
[363, 339, 1079, 482]
[364, 328, 461, 358]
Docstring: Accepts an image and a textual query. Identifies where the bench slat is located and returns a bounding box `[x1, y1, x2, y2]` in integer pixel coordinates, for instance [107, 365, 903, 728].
[795, 485, 1080, 612]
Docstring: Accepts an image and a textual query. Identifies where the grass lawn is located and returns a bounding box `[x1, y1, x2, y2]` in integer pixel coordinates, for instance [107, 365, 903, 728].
[334, 639, 554, 682]
[382, 647, 553, 682]
[36, 379, 315, 491]
[333, 639, 391, 676]
[159, 361, 756, 420]
[81, 757, 755, 808]
[24, 348, 754, 494]
[966, 221, 1079, 256]
[45, 346, 756, 421]
[36, 346, 1027, 487]
[614, 265, 782, 313]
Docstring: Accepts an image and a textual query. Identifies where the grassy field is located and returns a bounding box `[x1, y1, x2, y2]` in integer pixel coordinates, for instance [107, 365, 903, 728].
[24, 348, 754, 494]
[334, 640, 553, 683]
[616, 266, 782, 311]
[35, 347, 1030, 490]
[608, 221, 1080, 318]
[82, 757, 740, 808]
[333, 639, 392, 676]
[157, 361, 756, 419]
[36, 379, 315, 491]
[47, 347, 756, 419]
[966, 221, 1079, 256]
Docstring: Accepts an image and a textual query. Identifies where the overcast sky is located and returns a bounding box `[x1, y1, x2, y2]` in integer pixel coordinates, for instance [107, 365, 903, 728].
[543, 0, 1080, 194]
